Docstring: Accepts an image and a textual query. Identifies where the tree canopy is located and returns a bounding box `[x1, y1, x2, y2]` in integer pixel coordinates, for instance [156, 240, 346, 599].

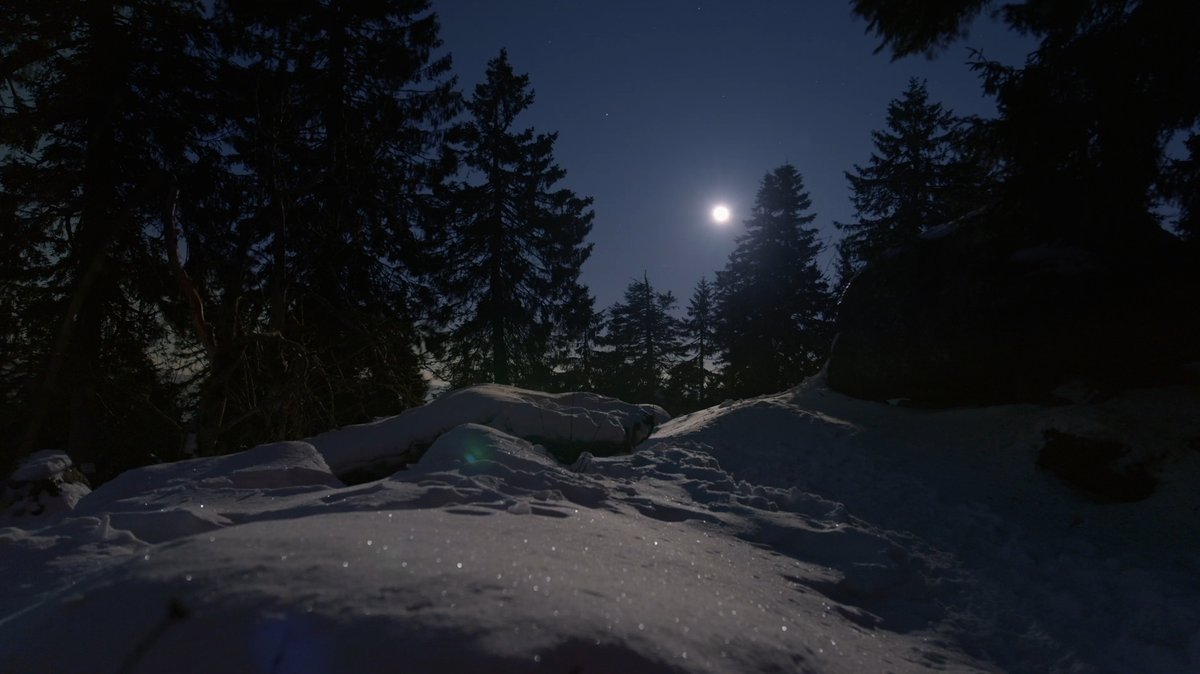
[853, 0, 1200, 238]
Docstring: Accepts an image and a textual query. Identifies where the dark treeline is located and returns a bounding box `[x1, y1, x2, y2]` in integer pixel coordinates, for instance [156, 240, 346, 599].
[0, 1, 602, 482]
[3, 0, 1197, 481]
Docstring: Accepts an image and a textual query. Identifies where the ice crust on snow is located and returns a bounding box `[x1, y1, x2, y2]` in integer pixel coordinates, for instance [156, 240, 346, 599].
[2, 380, 1199, 673]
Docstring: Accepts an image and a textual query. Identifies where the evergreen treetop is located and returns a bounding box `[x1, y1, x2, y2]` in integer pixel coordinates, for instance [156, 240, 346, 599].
[836, 78, 987, 273]
[671, 276, 719, 410]
[602, 273, 681, 404]
[437, 49, 594, 388]
[716, 164, 831, 398]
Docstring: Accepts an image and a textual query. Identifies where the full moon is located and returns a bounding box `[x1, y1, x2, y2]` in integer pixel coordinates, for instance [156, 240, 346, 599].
[711, 204, 731, 224]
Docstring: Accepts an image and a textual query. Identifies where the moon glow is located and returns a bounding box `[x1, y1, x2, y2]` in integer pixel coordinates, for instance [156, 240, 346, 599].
[711, 204, 731, 224]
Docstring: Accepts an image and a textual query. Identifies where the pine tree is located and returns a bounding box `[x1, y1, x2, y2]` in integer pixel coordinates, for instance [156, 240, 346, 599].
[670, 276, 719, 409]
[437, 50, 594, 388]
[716, 165, 832, 398]
[836, 79, 988, 275]
[602, 274, 681, 404]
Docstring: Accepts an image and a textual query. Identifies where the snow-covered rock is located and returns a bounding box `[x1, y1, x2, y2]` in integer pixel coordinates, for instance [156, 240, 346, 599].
[2, 381, 1198, 673]
[309, 384, 670, 479]
[2, 450, 91, 519]
[11, 450, 76, 482]
[77, 441, 341, 513]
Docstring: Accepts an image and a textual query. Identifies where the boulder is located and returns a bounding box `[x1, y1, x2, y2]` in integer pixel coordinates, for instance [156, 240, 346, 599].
[308, 384, 671, 482]
[1036, 429, 1157, 503]
[827, 222, 1200, 406]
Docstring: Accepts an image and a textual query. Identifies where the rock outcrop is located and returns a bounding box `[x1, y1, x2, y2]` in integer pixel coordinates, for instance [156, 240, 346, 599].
[828, 222, 1200, 406]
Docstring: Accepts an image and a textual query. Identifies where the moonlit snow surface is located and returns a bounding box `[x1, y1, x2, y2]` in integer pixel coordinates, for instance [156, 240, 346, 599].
[2, 381, 1199, 673]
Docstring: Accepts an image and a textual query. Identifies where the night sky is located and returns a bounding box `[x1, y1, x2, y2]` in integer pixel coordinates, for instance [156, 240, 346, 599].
[436, 1, 1034, 310]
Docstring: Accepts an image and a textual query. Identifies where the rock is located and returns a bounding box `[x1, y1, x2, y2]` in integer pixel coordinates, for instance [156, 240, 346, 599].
[1037, 429, 1157, 503]
[828, 221, 1200, 406]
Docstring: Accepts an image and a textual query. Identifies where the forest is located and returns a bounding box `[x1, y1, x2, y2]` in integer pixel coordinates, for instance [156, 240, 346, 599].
[2, 0, 1198, 486]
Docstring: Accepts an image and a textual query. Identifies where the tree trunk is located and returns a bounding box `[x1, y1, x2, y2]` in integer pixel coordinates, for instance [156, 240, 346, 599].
[19, 0, 122, 469]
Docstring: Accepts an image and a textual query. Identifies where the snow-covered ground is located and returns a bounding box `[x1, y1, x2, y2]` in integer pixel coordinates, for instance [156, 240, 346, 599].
[2, 381, 1198, 673]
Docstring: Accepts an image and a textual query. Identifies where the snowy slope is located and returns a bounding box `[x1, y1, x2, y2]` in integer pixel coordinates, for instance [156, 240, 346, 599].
[2, 381, 1198, 673]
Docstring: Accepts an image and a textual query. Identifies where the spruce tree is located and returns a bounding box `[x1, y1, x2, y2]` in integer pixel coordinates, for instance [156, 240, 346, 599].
[437, 50, 594, 388]
[716, 165, 831, 398]
[173, 0, 459, 451]
[547, 295, 605, 392]
[602, 274, 681, 404]
[0, 0, 212, 477]
[671, 276, 719, 409]
[836, 79, 987, 275]
[831, 238, 860, 298]
[1164, 134, 1200, 243]
[852, 0, 1200, 238]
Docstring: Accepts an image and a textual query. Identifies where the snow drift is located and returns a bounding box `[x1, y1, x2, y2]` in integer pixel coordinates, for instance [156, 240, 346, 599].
[2, 381, 1198, 673]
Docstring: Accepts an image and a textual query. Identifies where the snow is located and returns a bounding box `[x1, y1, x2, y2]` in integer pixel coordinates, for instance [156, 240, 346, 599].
[2, 381, 1199, 672]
